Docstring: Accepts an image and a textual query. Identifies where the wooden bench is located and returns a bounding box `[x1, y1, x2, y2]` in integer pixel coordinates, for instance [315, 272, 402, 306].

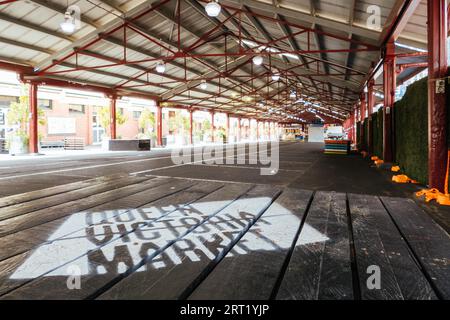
[40, 140, 65, 149]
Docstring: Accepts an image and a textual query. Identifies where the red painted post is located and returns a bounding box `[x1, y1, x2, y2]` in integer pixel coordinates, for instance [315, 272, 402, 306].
[211, 111, 215, 143]
[226, 113, 230, 143]
[189, 109, 193, 145]
[157, 104, 162, 146]
[237, 117, 241, 142]
[428, 0, 448, 191]
[360, 92, 366, 150]
[367, 79, 375, 154]
[383, 40, 396, 162]
[110, 95, 117, 140]
[268, 122, 271, 140]
[28, 82, 38, 153]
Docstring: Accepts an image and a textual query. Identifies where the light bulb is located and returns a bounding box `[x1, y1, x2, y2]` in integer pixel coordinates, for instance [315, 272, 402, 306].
[252, 55, 263, 66]
[205, 1, 221, 17]
[60, 12, 75, 34]
[156, 62, 166, 73]
[271, 74, 280, 81]
[200, 80, 207, 90]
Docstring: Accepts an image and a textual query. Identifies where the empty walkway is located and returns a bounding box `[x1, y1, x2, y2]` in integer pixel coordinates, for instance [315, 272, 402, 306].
[0, 142, 449, 300]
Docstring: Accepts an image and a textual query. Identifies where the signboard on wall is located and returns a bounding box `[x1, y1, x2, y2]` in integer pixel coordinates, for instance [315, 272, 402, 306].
[47, 117, 76, 135]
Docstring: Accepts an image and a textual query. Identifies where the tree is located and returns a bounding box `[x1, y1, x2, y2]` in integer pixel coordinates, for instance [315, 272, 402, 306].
[201, 119, 212, 142]
[169, 110, 189, 135]
[138, 109, 156, 138]
[6, 86, 46, 146]
[98, 106, 127, 138]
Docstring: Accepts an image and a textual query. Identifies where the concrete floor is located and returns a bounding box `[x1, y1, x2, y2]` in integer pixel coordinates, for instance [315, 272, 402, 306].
[1, 141, 448, 232]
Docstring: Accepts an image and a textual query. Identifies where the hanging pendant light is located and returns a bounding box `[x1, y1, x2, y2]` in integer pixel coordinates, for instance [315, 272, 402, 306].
[205, 0, 221, 17]
[289, 90, 296, 99]
[252, 55, 263, 66]
[60, 10, 76, 34]
[156, 61, 166, 73]
[200, 80, 208, 90]
[271, 73, 280, 81]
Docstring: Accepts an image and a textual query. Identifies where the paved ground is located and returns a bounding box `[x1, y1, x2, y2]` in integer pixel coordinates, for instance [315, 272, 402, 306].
[1, 141, 448, 231]
[0, 141, 449, 300]
[0, 141, 423, 195]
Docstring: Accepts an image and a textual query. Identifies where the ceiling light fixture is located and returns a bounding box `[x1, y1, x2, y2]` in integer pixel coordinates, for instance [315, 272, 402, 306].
[205, 0, 221, 17]
[252, 55, 263, 66]
[200, 80, 207, 90]
[271, 74, 280, 81]
[289, 90, 296, 99]
[60, 10, 76, 34]
[156, 61, 166, 73]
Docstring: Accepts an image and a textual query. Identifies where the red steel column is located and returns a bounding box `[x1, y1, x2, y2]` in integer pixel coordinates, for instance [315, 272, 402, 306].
[428, 0, 448, 191]
[383, 41, 396, 162]
[211, 111, 215, 143]
[29, 82, 38, 153]
[189, 109, 193, 145]
[351, 110, 356, 143]
[110, 95, 117, 140]
[226, 113, 230, 143]
[360, 92, 366, 150]
[237, 117, 241, 142]
[156, 104, 162, 146]
[367, 79, 375, 154]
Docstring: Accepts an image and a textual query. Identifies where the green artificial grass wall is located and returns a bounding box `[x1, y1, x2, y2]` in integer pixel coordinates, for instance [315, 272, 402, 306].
[394, 77, 428, 184]
[371, 108, 383, 158]
[363, 118, 368, 151]
[356, 121, 361, 150]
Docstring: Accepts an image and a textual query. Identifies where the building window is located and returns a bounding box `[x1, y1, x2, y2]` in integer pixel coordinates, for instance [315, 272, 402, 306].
[38, 99, 52, 110]
[0, 95, 17, 108]
[69, 104, 85, 114]
[133, 111, 141, 120]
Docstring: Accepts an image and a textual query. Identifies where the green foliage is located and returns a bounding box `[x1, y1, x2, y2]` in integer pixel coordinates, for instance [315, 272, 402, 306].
[362, 118, 368, 151]
[98, 106, 127, 137]
[6, 86, 46, 147]
[169, 111, 189, 135]
[371, 108, 383, 158]
[356, 121, 361, 149]
[217, 126, 226, 139]
[138, 109, 156, 138]
[202, 119, 211, 131]
[202, 119, 212, 141]
[394, 77, 428, 184]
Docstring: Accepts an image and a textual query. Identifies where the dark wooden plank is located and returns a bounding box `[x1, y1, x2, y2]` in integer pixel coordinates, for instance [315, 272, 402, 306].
[0, 176, 157, 221]
[276, 191, 353, 300]
[97, 184, 281, 300]
[0, 180, 224, 297]
[188, 188, 313, 300]
[0, 176, 150, 238]
[0, 175, 123, 209]
[0, 177, 190, 262]
[380, 196, 450, 299]
[349, 194, 437, 300]
[1, 182, 249, 299]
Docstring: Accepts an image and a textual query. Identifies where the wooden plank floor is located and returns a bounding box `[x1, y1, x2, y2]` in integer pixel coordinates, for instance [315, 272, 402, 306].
[0, 174, 448, 300]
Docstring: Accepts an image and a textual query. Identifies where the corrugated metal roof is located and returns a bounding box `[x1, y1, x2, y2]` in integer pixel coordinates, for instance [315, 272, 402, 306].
[0, 0, 430, 122]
